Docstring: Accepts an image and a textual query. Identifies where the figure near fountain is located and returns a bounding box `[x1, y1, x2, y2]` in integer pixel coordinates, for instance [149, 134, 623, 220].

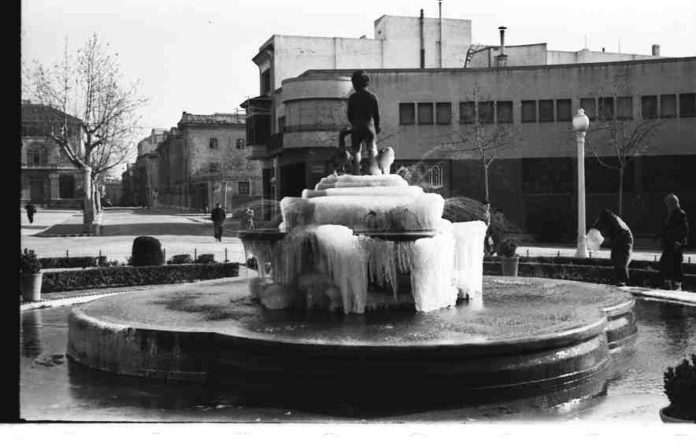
[332, 126, 395, 176]
[347, 70, 382, 175]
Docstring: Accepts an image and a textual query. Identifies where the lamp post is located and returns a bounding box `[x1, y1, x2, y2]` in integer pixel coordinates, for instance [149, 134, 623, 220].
[572, 108, 590, 258]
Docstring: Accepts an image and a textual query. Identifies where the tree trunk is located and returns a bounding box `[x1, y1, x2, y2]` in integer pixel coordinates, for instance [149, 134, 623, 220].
[81, 166, 95, 230]
[482, 158, 490, 202]
[618, 167, 624, 216]
[93, 182, 102, 214]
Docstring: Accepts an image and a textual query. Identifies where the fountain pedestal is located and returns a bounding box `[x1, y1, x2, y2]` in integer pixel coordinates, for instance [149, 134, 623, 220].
[241, 174, 486, 314]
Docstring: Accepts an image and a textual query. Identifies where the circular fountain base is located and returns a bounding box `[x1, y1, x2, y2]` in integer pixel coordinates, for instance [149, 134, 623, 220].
[67, 276, 636, 410]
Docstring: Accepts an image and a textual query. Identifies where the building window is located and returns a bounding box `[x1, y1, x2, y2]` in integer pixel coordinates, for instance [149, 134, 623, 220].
[278, 116, 286, 133]
[261, 69, 271, 95]
[538, 100, 554, 122]
[660, 95, 677, 118]
[478, 101, 494, 124]
[399, 103, 415, 125]
[435, 102, 451, 124]
[238, 181, 250, 195]
[641, 96, 658, 119]
[417, 103, 433, 124]
[459, 101, 476, 124]
[521, 100, 537, 123]
[236, 138, 246, 149]
[616, 96, 633, 120]
[556, 99, 572, 122]
[660, 94, 677, 118]
[598, 97, 615, 121]
[209, 138, 218, 149]
[26, 144, 47, 166]
[580, 98, 597, 121]
[428, 164, 444, 189]
[59, 175, 75, 198]
[496, 101, 513, 124]
[679, 93, 696, 117]
[209, 162, 219, 173]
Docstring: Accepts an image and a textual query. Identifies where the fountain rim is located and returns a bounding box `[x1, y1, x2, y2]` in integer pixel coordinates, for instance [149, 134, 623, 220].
[69, 302, 609, 354]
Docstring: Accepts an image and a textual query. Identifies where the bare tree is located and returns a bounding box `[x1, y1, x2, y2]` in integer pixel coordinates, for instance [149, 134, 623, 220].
[587, 73, 664, 216]
[425, 84, 516, 202]
[23, 34, 147, 230]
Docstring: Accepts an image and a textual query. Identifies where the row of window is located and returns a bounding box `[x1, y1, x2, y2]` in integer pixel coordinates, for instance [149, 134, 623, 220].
[208, 138, 246, 149]
[398, 93, 696, 125]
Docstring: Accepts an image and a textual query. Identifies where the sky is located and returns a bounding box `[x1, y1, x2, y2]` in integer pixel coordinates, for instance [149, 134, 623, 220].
[21, 0, 696, 135]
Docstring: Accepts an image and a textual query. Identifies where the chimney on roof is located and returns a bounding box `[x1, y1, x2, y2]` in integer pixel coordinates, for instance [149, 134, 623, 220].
[652, 44, 660, 56]
[496, 26, 508, 68]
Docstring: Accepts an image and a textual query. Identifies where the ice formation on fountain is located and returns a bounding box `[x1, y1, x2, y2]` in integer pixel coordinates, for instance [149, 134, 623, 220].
[242, 169, 487, 314]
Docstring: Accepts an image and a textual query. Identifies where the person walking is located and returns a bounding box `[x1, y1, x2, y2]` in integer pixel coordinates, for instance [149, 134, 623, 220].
[211, 202, 226, 242]
[659, 193, 689, 291]
[24, 202, 37, 224]
[589, 209, 633, 286]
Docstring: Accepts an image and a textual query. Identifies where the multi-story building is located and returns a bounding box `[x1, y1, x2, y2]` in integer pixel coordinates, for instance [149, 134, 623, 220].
[156, 112, 262, 212]
[240, 14, 694, 244]
[20, 102, 84, 208]
[134, 128, 167, 208]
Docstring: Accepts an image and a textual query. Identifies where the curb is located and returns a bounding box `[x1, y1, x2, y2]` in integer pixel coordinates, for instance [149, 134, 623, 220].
[38, 233, 95, 238]
[21, 292, 123, 311]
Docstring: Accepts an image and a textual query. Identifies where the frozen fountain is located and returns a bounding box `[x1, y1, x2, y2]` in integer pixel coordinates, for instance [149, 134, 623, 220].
[240, 173, 486, 314]
[66, 74, 637, 411]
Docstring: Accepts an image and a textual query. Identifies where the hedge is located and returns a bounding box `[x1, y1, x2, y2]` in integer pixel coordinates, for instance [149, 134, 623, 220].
[484, 260, 695, 291]
[484, 255, 696, 274]
[41, 262, 240, 292]
[40, 256, 108, 269]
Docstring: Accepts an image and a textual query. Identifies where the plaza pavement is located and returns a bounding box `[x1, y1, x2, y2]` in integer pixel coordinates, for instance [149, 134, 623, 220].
[20, 207, 696, 309]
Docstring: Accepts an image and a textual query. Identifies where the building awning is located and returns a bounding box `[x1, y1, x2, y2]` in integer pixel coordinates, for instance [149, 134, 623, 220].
[240, 95, 272, 110]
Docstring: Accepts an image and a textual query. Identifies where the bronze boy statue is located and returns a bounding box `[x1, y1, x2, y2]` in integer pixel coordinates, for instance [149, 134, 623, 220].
[347, 70, 381, 175]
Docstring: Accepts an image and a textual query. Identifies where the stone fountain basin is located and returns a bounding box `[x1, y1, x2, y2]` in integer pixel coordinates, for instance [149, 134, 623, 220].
[67, 276, 636, 409]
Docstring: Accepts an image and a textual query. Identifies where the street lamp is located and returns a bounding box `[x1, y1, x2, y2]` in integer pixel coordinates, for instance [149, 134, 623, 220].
[572, 108, 590, 258]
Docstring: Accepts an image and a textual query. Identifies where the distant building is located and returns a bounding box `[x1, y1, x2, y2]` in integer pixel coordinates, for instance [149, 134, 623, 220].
[101, 177, 122, 206]
[239, 13, 694, 244]
[134, 129, 167, 208]
[156, 112, 261, 212]
[20, 101, 84, 208]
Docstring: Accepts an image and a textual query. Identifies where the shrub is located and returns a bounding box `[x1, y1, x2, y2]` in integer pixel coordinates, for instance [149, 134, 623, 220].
[168, 254, 193, 265]
[39, 256, 108, 269]
[131, 236, 164, 266]
[195, 254, 216, 264]
[41, 262, 240, 292]
[20, 249, 41, 274]
[663, 354, 696, 421]
[497, 240, 518, 257]
[246, 258, 258, 270]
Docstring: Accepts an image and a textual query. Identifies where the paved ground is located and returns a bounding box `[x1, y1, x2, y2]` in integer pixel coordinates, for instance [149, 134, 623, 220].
[20, 207, 696, 308]
[22, 206, 696, 263]
[21, 207, 247, 264]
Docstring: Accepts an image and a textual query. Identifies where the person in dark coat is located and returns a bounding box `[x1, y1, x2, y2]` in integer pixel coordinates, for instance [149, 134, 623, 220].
[24, 202, 36, 224]
[211, 203, 226, 242]
[590, 209, 634, 286]
[659, 193, 689, 291]
[347, 70, 381, 175]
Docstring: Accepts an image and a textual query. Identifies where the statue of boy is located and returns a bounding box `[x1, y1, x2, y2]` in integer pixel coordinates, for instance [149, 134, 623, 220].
[347, 70, 381, 175]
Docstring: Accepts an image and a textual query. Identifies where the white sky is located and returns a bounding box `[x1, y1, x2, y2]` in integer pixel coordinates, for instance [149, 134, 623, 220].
[21, 0, 696, 133]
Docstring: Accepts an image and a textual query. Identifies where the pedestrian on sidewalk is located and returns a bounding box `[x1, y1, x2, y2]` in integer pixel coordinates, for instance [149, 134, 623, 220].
[241, 207, 255, 230]
[658, 193, 689, 291]
[590, 209, 633, 286]
[211, 202, 226, 242]
[24, 202, 37, 224]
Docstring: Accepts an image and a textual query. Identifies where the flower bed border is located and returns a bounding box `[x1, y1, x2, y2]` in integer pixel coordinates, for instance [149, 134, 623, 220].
[484, 258, 695, 291]
[41, 262, 240, 293]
